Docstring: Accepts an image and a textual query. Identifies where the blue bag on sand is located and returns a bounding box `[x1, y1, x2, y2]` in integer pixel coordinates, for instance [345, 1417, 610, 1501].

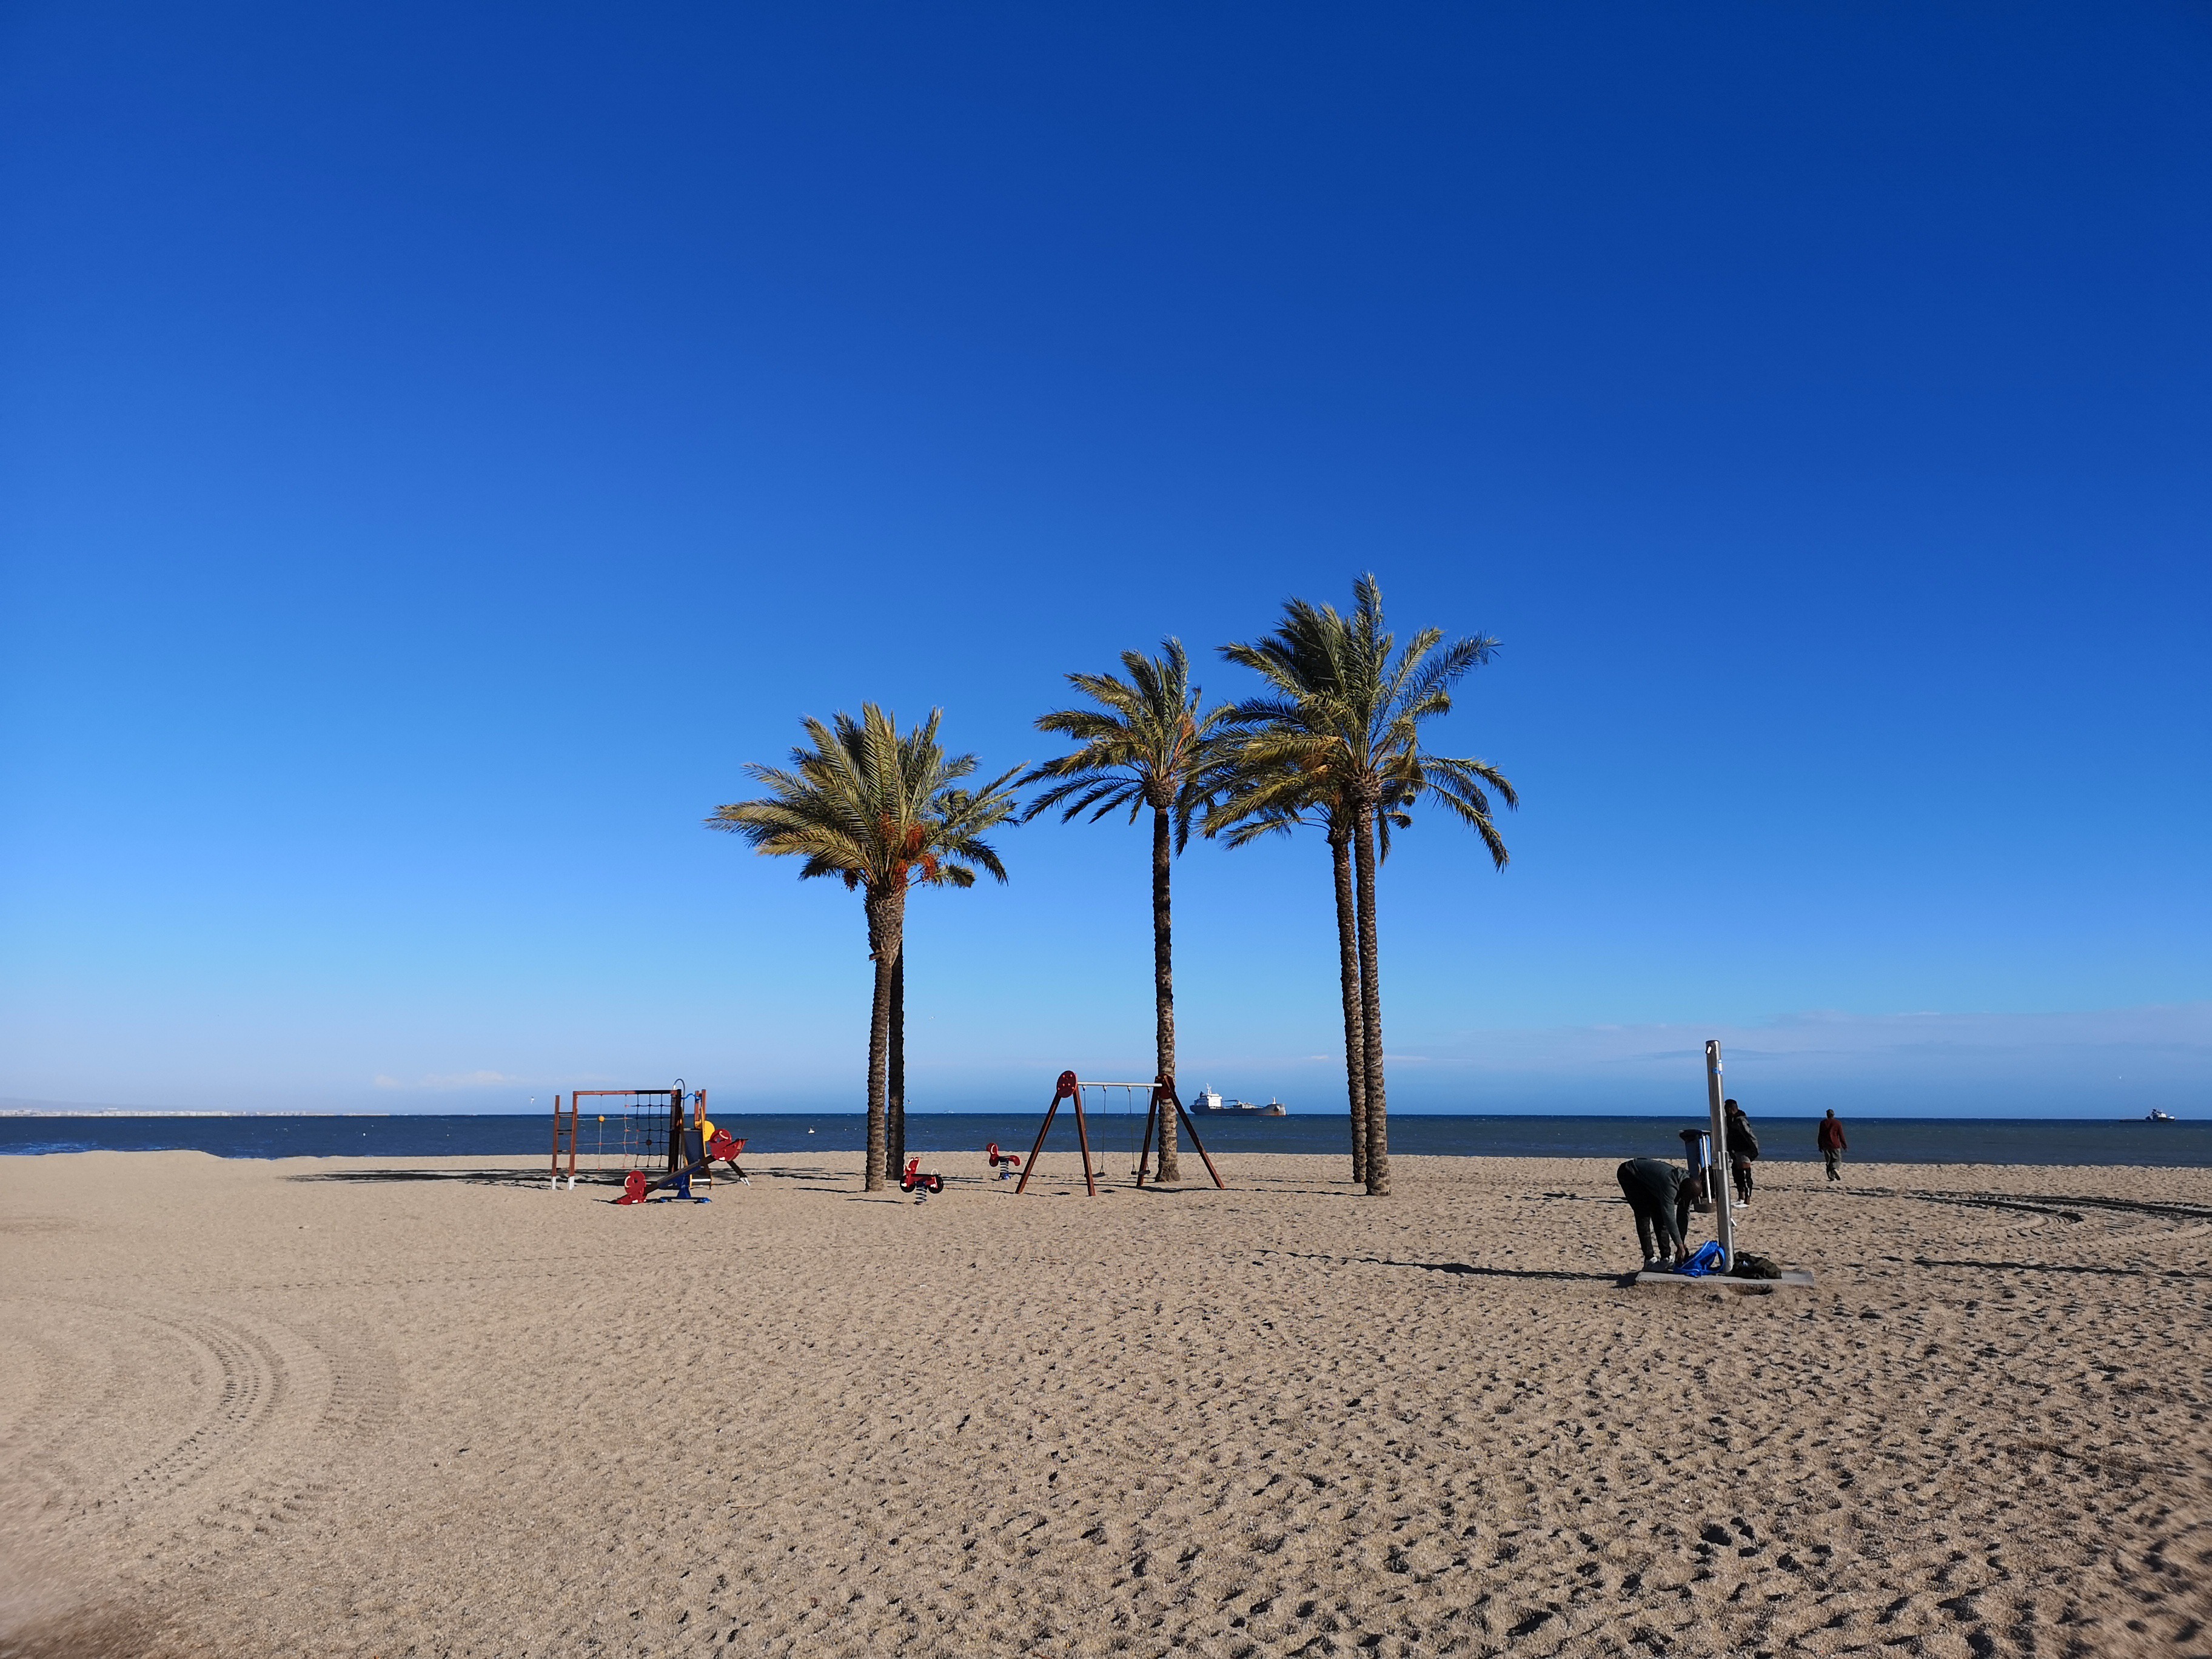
[1675, 1241, 1725, 1277]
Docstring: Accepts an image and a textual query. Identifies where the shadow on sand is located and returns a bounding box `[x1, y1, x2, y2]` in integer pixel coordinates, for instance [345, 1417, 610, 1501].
[1259, 1247, 1619, 1284]
[290, 1167, 577, 1189]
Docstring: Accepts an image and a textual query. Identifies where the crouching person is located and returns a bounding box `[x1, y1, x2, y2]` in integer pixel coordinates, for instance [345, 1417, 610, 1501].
[1617, 1157, 1696, 1270]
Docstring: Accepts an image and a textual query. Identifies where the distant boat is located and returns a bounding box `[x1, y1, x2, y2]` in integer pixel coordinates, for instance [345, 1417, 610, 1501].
[1193, 1087, 1287, 1117]
[2147, 1109, 2177, 1122]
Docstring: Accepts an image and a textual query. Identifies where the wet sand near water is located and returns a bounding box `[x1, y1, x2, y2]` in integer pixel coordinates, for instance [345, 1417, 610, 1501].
[2, 1150, 2207, 1657]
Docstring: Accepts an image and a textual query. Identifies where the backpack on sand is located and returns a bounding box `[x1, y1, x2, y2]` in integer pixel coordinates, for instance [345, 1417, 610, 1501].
[1674, 1241, 1726, 1277]
[1731, 1252, 1783, 1280]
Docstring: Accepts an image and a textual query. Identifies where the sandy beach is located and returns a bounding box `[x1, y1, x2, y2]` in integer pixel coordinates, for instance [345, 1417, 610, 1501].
[2, 1148, 2206, 1658]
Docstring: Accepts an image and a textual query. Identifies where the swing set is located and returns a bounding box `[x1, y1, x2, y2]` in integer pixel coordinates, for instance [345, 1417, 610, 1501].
[1013, 1070, 1225, 1196]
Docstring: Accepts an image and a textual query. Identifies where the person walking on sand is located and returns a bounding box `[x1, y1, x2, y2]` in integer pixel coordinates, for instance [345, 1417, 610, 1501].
[1817, 1109, 1847, 1182]
[1723, 1099, 1758, 1207]
[1617, 1158, 1696, 1270]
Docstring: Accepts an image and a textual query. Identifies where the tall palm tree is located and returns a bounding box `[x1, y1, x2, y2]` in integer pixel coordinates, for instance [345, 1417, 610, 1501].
[708, 706, 1019, 1190]
[1201, 771, 1410, 1188]
[885, 780, 1019, 1176]
[1219, 577, 1516, 1195]
[1023, 640, 1230, 1181]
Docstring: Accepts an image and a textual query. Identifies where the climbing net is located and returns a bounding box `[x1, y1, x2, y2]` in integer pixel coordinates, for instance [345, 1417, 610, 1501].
[560, 1087, 688, 1177]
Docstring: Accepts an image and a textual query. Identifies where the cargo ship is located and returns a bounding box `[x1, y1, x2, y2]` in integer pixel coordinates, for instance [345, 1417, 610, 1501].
[1193, 1087, 1287, 1117]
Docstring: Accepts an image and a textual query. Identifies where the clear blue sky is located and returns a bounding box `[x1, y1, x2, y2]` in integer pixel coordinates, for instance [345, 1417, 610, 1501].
[2, 4, 2206, 1117]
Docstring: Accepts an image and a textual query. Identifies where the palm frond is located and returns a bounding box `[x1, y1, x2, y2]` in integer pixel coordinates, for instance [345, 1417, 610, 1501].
[1214, 574, 1518, 870]
[1021, 638, 1232, 846]
[708, 703, 1020, 899]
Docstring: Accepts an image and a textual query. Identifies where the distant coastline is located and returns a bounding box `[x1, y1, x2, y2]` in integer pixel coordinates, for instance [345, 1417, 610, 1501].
[0, 1109, 395, 1119]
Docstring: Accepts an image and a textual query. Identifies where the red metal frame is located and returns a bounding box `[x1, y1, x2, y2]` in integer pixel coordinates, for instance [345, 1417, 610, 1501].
[1134, 1083, 1224, 1190]
[1014, 1071, 1224, 1195]
[1015, 1071, 1091, 1195]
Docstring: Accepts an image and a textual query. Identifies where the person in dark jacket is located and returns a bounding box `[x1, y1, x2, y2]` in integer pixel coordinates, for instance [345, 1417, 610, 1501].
[1617, 1158, 1696, 1267]
[1817, 1110, 1846, 1182]
[1723, 1099, 1758, 1206]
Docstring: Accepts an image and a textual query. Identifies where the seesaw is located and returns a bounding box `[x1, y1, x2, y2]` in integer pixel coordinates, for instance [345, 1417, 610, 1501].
[615, 1127, 747, 1205]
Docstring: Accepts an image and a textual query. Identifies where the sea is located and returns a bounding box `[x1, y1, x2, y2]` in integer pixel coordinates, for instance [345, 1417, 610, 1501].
[1, 1113, 2205, 1167]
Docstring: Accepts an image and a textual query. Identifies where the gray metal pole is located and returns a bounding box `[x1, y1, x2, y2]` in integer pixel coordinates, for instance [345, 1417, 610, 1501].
[1705, 1040, 1735, 1272]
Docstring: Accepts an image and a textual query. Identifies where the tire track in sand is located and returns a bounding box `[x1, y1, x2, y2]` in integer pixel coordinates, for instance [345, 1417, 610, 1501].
[101, 1312, 293, 1514]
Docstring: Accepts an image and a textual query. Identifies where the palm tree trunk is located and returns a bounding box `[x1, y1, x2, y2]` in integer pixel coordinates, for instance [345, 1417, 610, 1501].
[1329, 819, 1367, 1186]
[1352, 801, 1389, 1196]
[888, 943, 906, 1183]
[863, 886, 904, 1191]
[1150, 802, 1181, 1182]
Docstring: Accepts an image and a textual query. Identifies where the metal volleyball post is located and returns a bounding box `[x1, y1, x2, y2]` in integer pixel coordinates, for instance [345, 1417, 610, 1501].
[1705, 1040, 1735, 1272]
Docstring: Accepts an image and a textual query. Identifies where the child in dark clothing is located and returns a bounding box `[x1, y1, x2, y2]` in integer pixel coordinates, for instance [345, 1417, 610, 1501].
[1723, 1099, 1758, 1206]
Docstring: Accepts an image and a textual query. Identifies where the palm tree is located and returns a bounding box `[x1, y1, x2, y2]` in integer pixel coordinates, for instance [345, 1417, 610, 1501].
[1200, 777, 1404, 1188]
[1219, 577, 1516, 1195]
[708, 706, 1019, 1190]
[885, 780, 1019, 1176]
[1022, 640, 1230, 1181]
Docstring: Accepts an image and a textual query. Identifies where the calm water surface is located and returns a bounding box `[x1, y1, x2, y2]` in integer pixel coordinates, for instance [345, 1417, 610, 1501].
[2, 1113, 2204, 1166]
